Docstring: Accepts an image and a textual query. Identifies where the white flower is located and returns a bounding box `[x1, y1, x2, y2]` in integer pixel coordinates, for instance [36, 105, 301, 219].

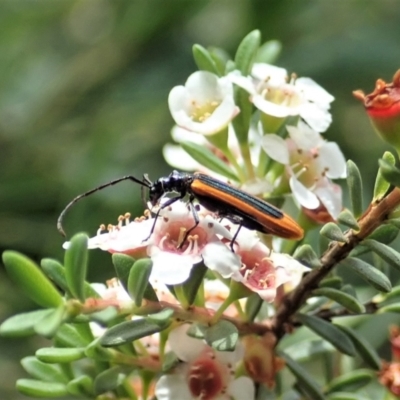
[169, 71, 239, 135]
[231, 227, 309, 302]
[229, 63, 334, 132]
[64, 202, 240, 286]
[261, 121, 346, 219]
[155, 324, 255, 400]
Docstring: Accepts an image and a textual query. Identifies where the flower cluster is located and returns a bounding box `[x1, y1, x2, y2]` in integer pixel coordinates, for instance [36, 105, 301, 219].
[58, 32, 350, 400]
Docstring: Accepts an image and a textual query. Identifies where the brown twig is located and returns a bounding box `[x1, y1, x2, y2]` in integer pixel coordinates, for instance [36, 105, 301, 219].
[271, 187, 400, 340]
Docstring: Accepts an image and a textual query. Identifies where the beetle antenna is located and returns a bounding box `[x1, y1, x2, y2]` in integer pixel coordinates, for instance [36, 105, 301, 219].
[57, 175, 151, 237]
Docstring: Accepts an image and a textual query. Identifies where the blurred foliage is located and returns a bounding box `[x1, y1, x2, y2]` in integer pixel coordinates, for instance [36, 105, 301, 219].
[1, 0, 400, 398]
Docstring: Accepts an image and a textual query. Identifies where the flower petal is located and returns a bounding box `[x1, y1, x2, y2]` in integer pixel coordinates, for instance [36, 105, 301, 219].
[163, 143, 200, 171]
[149, 249, 196, 285]
[251, 63, 288, 87]
[155, 373, 192, 400]
[286, 122, 322, 150]
[260, 134, 290, 164]
[202, 241, 241, 278]
[289, 176, 319, 209]
[295, 77, 334, 106]
[168, 324, 205, 361]
[318, 142, 347, 179]
[300, 102, 332, 133]
[314, 180, 343, 219]
[227, 376, 255, 400]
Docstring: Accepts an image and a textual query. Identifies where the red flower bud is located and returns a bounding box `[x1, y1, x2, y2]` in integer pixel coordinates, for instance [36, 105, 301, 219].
[354, 70, 400, 152]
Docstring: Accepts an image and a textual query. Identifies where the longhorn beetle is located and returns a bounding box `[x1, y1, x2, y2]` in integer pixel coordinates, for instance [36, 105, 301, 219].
[57, 170, 304, 247]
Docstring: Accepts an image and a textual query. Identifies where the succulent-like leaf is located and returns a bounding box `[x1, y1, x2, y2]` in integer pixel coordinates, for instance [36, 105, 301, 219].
[245, 293, 263, 321]
[326, 369, 374, 393]
[379, 158, 400, 187]
[293, 244, 321, 268]
[182, 262, 207, 306]
[66, 375, 94, 397]
[64, 233, 89, 302]
[2, 251, 63, 308]
[112, 253, 135, 291]
[16, 379, 68, 398]
[296, 314, 356, 356]
[0, 309, 53, 337]
[337, 325, 381, 370]
[204, 320, 238, 352]
[181, 141, 238, 181]
[312, 288, 365, 314]
[100, 318, 170, 347]
[128, 258, 153, 306]
[34, 304, 67, 337]
[21, 356, 68, 383]
[279, 351, 325, 400]
[363, 238, 400, 272]
[339, 257, 391, 293]
[55, 324, 91, 348]
[93, 366, 128, 395]
[346, 160, 363, 218]
[234, 29, 261, 75]
[36, 348, 85, 364]
[255, 40, 282, 64]
[327, 392, 366, 400]
[368, 223, 399, 244]
[374, 151, 396, 201]
[319, 277, 343, 289]
[187, 323, 208, 339]
[147, 308, 174, 323]
[320, 222, 346, 243]
[192, 44, 220, 75]
[337, 209, 359, 230]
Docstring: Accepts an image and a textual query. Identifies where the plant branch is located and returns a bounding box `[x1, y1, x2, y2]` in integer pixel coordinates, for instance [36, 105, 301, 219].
[271, 187, 400, 340]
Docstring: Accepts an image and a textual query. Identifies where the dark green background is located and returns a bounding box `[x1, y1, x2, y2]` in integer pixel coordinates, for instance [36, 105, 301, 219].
[1, 1, 399, 398]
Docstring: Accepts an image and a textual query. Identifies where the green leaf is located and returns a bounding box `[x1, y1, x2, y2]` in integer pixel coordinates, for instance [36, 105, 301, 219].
[379, 285, 400, 305]
[64, 233, 89, 302]
[326, 369, 373, 393]
[337, 325, 381, 370]
[85, 339, 115, 361]
[234, 30, 261, 75]
[21, 356, 68, 383]
[55, 323, 90, 347]
[378, 302, 400, 314]
[337, 209, 359, 230]
[312, 288, 365, 314]
[389, 217, 400, 229]
[192, 44, 219, 75]
[34, 304, 67, 337]
[232, 87, 252, 145]
[293, 244, 321, 268]
[363, 238, 400, 272]
[320, 222, 346, 243]
[0, 309, 53, 337]
[346, 160, 363, 218]
[245, 294, 263, 321]
[187, 323, 208, 339]
[296, 314, 356, 356]
[162, 351, 180, 372]
[67, 375, 94, 397]
[339, 257, 392, 292]
[36, 347, 85, 364]
[41, 258, 100, 299]
[128, 258, 153, 306]
[147, 308, 174, 324]
[327, 393, 368, 400]
[100, 318, 170, 347]
[374, 151, 396, 201]
[379, 158, 400, 187]
[368, 223, 399, 244]
[319, 277, 343, 289]
[93, 366, 128, 395]
[208, 46, 230, 76]
[279, 352, 325, 400]
[204, 320, 238, 352]
[181, 141, 238, 181]
[255, 40, 282, 64]
[2, 251, 63, 308]
[182, 261, 207, 306]
[16, 379, 68, 398]
[112, 253, 135, 292]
